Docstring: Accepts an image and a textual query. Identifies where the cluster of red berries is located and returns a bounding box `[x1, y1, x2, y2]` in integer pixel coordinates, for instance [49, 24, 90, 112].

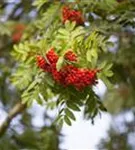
[64, 50, 77, 62]
[36, 48, 58, 73]
[12, 24, 26, 43]
[62, 6, 84, 25]
[36, 48, 99, 91]
[59, 65, 99, 90]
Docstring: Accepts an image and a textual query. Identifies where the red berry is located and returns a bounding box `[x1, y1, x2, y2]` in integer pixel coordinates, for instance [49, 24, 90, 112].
[12, 32, 23, 43]
[65, 51, 77, 62]
[51, 69, 60, 82]
[12, 24, 26, 43]
[36, 48, 59, 74]
[36, 55, 46, 69]
[46, 48, 58, 64]
[62, 6, 84, 25]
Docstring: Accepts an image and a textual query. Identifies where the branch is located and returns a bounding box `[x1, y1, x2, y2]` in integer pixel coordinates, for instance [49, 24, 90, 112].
[0, 101, 26, 137]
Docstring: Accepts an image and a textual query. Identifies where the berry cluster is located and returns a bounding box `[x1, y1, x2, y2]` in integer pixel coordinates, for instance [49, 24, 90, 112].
[64, 50, 77, 62]
[36, 48, 58, 73]
[59, 65, 99, 90]
[12, 24, 26, 43]
[62, 6, 84, 25]
[36, 49, 99, 91]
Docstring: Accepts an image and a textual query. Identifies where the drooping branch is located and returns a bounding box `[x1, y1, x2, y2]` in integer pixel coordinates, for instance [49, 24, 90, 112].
[0, 101, 26, 137]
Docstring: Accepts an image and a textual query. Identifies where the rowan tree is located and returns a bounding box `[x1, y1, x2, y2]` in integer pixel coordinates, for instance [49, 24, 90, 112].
[0, 0, 135, 149]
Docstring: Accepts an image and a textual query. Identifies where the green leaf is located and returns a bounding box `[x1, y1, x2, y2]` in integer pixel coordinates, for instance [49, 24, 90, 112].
[27, 100, 33, 108]
[56, 56, 64, 71]
[64, 116, 72, 126]
[44, 74, 55, 87]
[105, 70, 113, 77]
[32, 0, 48, 10]
[65, 108, 76, 121]
[86, 48, 98, 65]
[99, 62, 113, 77]
[91, 108, 98, 124]
[86, 50, 92, 62]
[65, 21, 76, 31]
[58, 28, 69, 36]
[105, 63, 113, 71]
[57, 118, 64, 129]
[99, 103, 107, 112]
[65, 20, 70, 29]
[25, 80, 37, 92]
[86, 97, 96, 114]
[72, 26, 85, 39]
[67, 103, 81, 111]
[91, 49, 98, 60]
[100, 76, 113, 89]
[98, 61, 107, 70]
[38, 93, 44, 105]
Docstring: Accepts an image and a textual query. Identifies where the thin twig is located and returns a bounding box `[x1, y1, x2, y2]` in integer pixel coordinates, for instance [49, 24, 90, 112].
[0, 101, 26, 137]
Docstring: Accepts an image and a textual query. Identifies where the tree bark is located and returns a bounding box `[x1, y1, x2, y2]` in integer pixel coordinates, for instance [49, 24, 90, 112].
[0, 101, 26, 137]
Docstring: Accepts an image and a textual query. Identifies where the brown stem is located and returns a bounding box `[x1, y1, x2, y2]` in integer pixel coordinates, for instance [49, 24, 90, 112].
[0, 101, 26, 137]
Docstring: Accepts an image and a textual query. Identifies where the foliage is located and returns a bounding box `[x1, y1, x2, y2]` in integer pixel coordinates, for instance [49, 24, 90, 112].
[10, 1, 115, 126]
[0, 1, 61, 149]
